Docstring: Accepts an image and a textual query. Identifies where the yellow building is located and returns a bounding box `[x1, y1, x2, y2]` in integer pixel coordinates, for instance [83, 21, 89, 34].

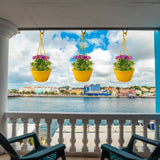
[71, 89, 83, 95]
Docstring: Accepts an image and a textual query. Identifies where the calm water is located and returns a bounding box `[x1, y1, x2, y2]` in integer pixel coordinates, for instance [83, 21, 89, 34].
[7, 97, 155, 136]
[8, 97, 155, 113]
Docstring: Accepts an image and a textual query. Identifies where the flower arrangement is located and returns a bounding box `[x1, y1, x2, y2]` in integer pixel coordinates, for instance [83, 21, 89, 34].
[72, 55, 93, 71]
[113, 55, 134, 71]
[30, 54, 52, 71]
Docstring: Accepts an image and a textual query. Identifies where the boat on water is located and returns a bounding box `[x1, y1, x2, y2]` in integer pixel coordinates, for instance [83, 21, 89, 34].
[128, 94, 135, 99]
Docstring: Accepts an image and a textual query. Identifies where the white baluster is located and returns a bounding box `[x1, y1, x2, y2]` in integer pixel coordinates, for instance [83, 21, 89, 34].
[94, 119, 101, 152]
[131, 120, 138, 152]
[45, 119, 52, 147]
[21, 118, 28, 151]
[143, 119, 150, 153]
[69, 119, 76, 152]
[57, 119, 64, 143]
[82, 119, 88, 152]
[106, 119, 113, 145]
[119, 119, 125, 148]
[154, 120, 160, 140]
[34, 119, 40, 138]
[10, 118, 17, 149]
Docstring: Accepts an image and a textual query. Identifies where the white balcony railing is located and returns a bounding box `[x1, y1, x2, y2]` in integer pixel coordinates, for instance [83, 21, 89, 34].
[5, 112, 160, 157]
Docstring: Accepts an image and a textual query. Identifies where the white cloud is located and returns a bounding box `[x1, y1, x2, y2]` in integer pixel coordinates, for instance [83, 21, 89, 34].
[107, 31, 154, 61]
[87, 38, 104, 47]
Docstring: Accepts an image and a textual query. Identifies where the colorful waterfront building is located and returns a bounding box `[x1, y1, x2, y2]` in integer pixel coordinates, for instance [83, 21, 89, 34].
[150, 88, 156, 93]
[105, 87, 119, 96]
[84, 84, 100, 95]
[84, 84, 110, 96]
[44, 87, 59, 94]
[35, 87, 44, 94]
[71, 89, 83, 95]
[119, 88, 136, 97]
[19, 87, 34, 93]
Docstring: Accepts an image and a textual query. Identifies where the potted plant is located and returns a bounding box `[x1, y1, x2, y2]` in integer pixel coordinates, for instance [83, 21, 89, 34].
[31, 54, 52, 82]
[72, 55, 93, 82]
[113, 54, 135, 82]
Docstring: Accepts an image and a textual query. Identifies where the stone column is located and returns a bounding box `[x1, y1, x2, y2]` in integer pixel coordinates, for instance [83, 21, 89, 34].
[0, 18, 17, 136]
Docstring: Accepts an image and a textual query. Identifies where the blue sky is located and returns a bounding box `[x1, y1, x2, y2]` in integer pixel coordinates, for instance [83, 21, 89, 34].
[8, 30, 155, 89]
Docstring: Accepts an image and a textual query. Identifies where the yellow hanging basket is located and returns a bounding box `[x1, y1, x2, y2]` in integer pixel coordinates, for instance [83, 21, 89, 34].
[72, 67, 93, 82]
[31, 67, 52, 82]
[114, 67, 134, 82]
[31, 32, 52, 82]
[72, 31, 93, 82]
[114, 32, 134, 82]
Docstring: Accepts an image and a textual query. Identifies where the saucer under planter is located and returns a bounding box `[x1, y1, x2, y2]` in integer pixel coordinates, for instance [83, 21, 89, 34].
[31, 67, 52, 82]
[114, 67, 134, 82]
[72, 67, 93, 82]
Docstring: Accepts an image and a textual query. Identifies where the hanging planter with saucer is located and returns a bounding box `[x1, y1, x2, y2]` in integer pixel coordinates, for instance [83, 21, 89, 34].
[30, 32, 52, 82]
[113, 31, 135, 82]
[72, 31, 93, 82]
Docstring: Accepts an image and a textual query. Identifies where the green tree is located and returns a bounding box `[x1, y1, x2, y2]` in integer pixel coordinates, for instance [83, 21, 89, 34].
[49, 91, 55, 95]
[45, 91, 49, 95]
[60, 90, 65, 94]
[10, 89, 19, 93]
[31, 91, 36, 94]
[116, 87, 120, 90]
[64, 91, 70, 95]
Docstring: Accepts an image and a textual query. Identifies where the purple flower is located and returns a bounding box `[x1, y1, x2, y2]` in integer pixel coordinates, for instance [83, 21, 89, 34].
[115, 55, 133, 61]
[32, 54, 50, 61]
[84, 56, 91, 60]
[121, 55, 125, 59]
[74, 55, 91, 60]
[32, 56, 36, 59]
[115, 56, 119, 59]
[74, 56, 77, 59]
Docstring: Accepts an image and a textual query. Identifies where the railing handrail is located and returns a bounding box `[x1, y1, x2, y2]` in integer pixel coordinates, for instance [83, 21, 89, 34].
[5, 111, 160, 120]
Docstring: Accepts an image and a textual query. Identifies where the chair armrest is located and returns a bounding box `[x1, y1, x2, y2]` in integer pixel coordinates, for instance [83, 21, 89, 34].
[8, 132, 36, 143]
[101, 144, 142, 160]
[127, 134, 160, 152]
[133, 134, 159, 146]
[20, 143, 65, 160]
[8, 132, 40, 149]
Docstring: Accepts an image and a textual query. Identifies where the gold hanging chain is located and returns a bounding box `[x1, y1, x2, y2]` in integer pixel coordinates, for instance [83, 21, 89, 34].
[34, 32, 49, 64]
[117, 31, 131, 63]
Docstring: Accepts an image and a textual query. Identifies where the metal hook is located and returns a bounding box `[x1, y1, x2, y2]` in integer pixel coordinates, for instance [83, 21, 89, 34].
[81, 29, 86, 34]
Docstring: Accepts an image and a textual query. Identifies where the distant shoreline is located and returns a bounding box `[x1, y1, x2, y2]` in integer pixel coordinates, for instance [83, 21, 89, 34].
[8, 94, 156, 98]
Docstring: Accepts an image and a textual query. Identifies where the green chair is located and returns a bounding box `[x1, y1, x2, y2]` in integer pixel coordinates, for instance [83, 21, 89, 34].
[101, 134, 160, 160]
[0, 132, 66, 160]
